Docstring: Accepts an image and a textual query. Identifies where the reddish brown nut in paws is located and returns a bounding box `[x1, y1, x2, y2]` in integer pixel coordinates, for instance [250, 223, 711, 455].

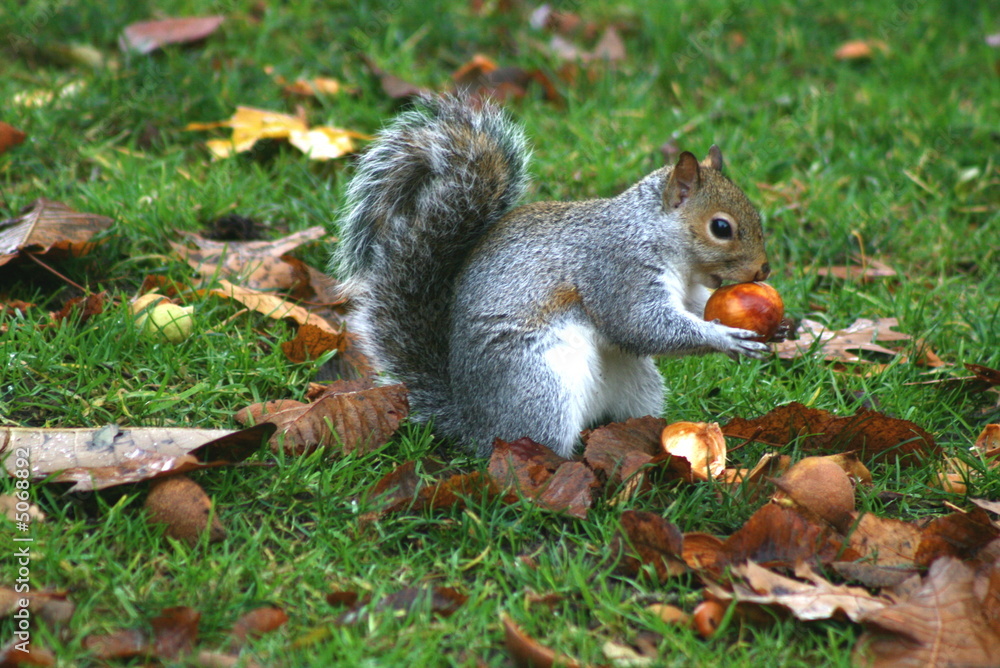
[704, 282, 784, 342]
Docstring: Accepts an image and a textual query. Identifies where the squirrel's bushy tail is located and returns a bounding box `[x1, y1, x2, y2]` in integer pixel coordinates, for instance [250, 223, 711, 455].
[333, 96, 530, 422]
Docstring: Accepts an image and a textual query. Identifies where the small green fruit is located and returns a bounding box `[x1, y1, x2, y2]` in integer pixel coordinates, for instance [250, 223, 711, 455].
[137, 302, 194, 343]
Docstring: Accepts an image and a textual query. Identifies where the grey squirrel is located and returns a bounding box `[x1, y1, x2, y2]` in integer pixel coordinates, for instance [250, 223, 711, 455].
[334, 96, 771, 458]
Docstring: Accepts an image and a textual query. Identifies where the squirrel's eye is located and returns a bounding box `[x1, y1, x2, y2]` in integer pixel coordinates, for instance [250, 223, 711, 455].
[709, 218, 733, 239]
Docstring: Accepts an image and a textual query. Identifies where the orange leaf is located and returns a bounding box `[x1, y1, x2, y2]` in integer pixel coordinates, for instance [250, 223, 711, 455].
[0, 121, 27, 155]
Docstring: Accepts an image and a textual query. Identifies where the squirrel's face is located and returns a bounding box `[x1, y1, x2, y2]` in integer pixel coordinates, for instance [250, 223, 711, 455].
[663, 151, 770, 287]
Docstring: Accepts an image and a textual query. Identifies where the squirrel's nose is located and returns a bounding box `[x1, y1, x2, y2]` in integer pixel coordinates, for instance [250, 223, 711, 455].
[755, 263, 771, 281]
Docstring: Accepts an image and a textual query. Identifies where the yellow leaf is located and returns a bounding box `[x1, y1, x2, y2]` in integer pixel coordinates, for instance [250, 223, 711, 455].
[288, 127, 357, 160]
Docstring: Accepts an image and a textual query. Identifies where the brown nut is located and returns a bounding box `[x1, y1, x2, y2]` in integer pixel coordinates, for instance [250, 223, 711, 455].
[704, 281, 784, 342]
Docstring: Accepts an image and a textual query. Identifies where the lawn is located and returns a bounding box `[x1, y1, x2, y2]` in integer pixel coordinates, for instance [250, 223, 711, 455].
[1, 0, 998, 665]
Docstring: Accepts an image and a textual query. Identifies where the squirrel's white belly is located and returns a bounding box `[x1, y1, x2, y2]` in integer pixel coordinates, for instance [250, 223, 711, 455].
[542, 320, 664, 438]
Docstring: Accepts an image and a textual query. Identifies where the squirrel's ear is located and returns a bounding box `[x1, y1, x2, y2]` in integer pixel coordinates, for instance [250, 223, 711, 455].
[664, 151, 701, 209]
[701, 145, 724, 171]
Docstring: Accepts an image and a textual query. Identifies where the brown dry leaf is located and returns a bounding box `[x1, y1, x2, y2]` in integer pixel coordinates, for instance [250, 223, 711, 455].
[707, 561, 890, 624]
[914, 507, 999, 567]
[0, 121, 27, 155]
[771, 456, 855, 531]
[0, 494, 45, 524]
[49, 291, 107, 325]
[534, 461, 596, 519]
[337, 587, 467, 625]
[847, 513, 922, 568]
[241, 382, 408, 455]
[120, 16, 223, 54]
[229, 607, 289, 647]
[592, 26, 627, 62]
[0, 639, 56, 666]
[170, 226, 327, 290]
[815, 257, 897, 282]
[774, 317, 911, 363]
[205, 279, 337, 333]
[501, 613, 582, 668]
[360, 55, 432, 100]
[280, 323, 343, 363]
[0, 198, 113, 268]
[488, 437, 568, 496]
[486, 438, 593, 517]
[84, 606, 200, 660]
[722, 402, 937, 464]
[582, 416, 665, 484]
[612, 510, 687, 582]
[660, 421, 726, 481]
[716, 503, 845, 571]
[145, 474, 225, 546]
[0, 423, 272, 492]
[967, 363, 1000, 387]
[185, 106, 365, 160]
[366, 459, 496, 515]
[854, 557, 1000, 667]
[0, 588, 74, 626]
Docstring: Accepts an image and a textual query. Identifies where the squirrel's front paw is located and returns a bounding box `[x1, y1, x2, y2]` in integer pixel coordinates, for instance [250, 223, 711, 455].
[715, 324, 770, 360]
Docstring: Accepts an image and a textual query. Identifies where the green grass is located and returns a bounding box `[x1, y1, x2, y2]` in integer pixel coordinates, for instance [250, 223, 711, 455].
[1, 0, 998, 664]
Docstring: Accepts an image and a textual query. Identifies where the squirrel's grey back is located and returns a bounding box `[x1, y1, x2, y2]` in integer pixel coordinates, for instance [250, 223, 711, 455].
[333, 96, 530, 421]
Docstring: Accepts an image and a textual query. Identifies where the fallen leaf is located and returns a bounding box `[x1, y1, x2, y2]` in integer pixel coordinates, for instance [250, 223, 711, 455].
[49, 291, 107, 326]
[229, 607, 288, 647]
[488, 438, 568, 496]
[366, 459, 496, 515]
[337, 587, 467, 625]
[0, 121, 27, 155]
[501, 613, 581, 668]
[360, 55, 431, 100]
[591, 26, 627, 62]
[707, 561, 890, 623]
[186, 106, 365, 160]
[280, 323, 343, 363]
[239, 382, 408, 455]
[846, 513, 922, 568]
[120, 16, 224, 54]
[0, 423, 273, 492]
[0, 639, 56, 666]
[0, 198, 113, 268]
[914, 507, 999, 567]
[815, 257, 897, 281]
[84, 606, 200, 660]
[206, 279, 337, 333]
[533, 461, 596, 519]
[145, 474, 226, 546]
[0, 494, 46, 524]
[486, 439, 594, 517]
[774, 317, 911, 363]
[854, 557, 1000, 667]
[582, 416, 664, 484]
[722, 402, 937, 463]
[715, 503, 845, 571]
[170, 226, 328, 290]
[0, 588, 74, 626]
[612, 510, 687, 582]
